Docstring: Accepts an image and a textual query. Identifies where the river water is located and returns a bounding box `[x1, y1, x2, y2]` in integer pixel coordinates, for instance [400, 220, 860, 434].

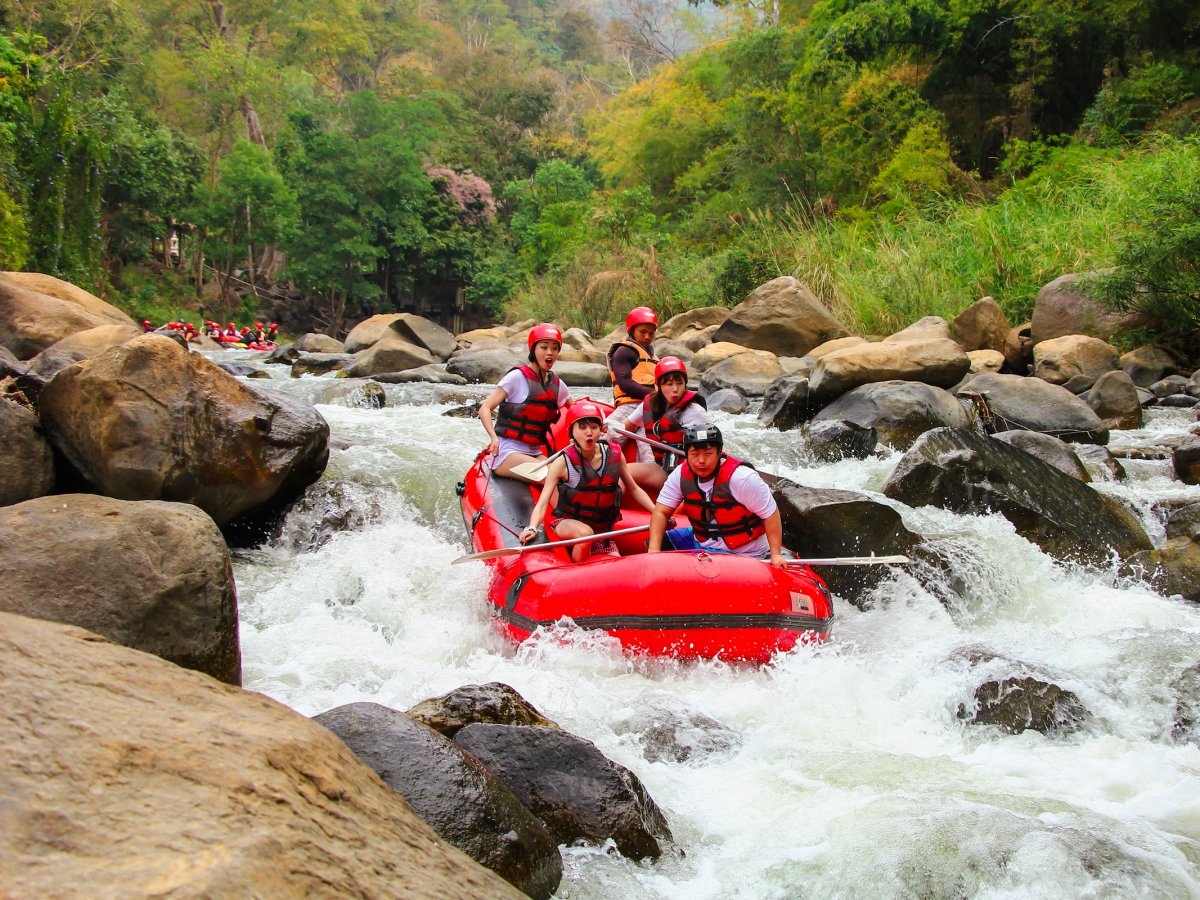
[224, 353, 1200, 898]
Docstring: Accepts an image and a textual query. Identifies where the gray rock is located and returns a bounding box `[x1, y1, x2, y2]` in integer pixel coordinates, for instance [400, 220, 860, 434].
[447, 348, 526, 384]
[314, 703, 561, 900]
[882, 427, 1150, 567]
[758, 375, 812, 431]
[813, 381, 972, 450]
[1085, 369, 1142, 430]
[704, 388, 750, 413]
[801, 419, 878, 462]
[955, 372, 1108, 444]
[454, 723, 673, 861]
[291, 352, 354, 377]
[992, 430, 1090, 481]
[407, 683, 559, 738]
[951, 296, 1009, 352]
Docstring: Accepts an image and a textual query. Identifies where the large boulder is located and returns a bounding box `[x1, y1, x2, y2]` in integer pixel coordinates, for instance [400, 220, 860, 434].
[698, 349, 784, 397]
[991, 430, 1090, 482]
[344, 313, 404, 353]
[710, 276, 849, 356]
[0, 612, 517, 898]
[0, 494, 240, 683]
[955, 372, 1108, 444]
[314, 702, 562, 899]
[657, 306, 729, 341]
[26, 322, 143, 378]
[1003, 321, 1034, 374]
[887, 316, 951, 342]
[773, 479, 922, 605]
[689, 341, 751, 374]
[951, 296, 1010, 352]
[1030, 273, 1126, 344]
[811, 381, 972, 450]
[390, 313, 458, 360]
[882, 428, 1150, 567]
[38, 334, 329, 527]
[1031, 334, 1120, 386]
[1128, 501, 1200, 602]
[952, 648, 1089, 736]
[0, 397, 55, 505]
[809, 338, 971, 405]
[758, 375, 813, 431]
[454, 723, 673, 861]
[407, 682, 559, 738]
[1085, 370, 1143, 431]
[293, 332, 346, 353]
[1119, 345, 1177, 387]
[344, 332, 438, 377]
[446, 347, 524, 383]
[0, 272, 137, 359]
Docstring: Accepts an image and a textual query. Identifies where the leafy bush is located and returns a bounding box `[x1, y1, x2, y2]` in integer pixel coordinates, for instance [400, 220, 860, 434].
[1080, 62, 1197, 147]
[1086, 137, 1200, 360]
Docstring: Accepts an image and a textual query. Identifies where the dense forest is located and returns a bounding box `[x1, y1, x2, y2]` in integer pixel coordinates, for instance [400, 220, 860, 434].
[1, 0, 1198, 354]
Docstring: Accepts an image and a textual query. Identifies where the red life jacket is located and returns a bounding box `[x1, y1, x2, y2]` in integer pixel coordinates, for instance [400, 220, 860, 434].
[554, 441, 622, 528]
[494, 365, 563, 447]
[677, 454, 765, 549]
[642, 390, 704, 472]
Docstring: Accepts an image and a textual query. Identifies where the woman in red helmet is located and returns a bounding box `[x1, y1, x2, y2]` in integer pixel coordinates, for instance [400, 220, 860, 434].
[611, 355, 709, 492]
[606, 306, 659, 463]
[479, 323, 573, 481]
[519, 401, 655, 563]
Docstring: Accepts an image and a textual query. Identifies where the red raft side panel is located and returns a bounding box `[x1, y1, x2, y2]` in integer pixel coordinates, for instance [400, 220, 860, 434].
[487, 549, 832, 663]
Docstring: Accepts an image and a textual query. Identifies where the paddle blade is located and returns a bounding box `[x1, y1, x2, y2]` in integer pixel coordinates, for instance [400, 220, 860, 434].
[787, 555, 910, 566]
[507, 461, 548, 482]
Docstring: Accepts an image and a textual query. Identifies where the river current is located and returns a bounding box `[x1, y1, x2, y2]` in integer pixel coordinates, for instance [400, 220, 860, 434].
[223, 352, 1200, 898]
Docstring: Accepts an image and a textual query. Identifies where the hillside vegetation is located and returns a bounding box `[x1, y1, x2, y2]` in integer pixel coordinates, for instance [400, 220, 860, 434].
[1, 0, 1197, 355]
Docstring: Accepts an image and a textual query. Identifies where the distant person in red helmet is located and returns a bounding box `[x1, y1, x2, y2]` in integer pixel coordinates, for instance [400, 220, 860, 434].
[141, 319, 153, 333]
[478, 323, 572, 481]
[267, 323, 278, 340]
[611, 356, 709, 492]
[519, 401, 655, 563]
[606, 306, 659, 463]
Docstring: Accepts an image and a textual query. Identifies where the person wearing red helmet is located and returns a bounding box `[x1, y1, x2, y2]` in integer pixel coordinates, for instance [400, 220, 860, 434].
[519, 401, 655, 563]
[611, 356, 709, 492]
[478, 323, 572, 481]
[141, 319, 153, 333]
[267, 323, 278, 339]
[606, 306, 660, 463]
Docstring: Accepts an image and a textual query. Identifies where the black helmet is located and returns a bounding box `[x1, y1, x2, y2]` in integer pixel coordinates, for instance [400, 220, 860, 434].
[682, 423, 723, 451]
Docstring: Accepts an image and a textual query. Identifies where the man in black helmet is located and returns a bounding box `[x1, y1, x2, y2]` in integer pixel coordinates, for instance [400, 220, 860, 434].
[647, 424, 786, 567]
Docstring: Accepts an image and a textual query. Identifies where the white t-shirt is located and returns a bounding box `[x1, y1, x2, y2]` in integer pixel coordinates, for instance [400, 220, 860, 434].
[657, 460, 776, 556]
[624, 400, 709, 433]
[492, 368, 571, 467]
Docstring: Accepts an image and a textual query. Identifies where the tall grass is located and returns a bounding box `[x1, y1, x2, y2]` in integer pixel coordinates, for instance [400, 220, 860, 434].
[499, 139, 1192, 340]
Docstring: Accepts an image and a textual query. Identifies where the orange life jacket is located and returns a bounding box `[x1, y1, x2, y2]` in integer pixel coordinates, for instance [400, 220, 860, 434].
[607, 339, 658, 406]
[643, 390, 704, 472]
[554, 441, 622, 528]
[677, 454, 765, 549]
[494, 366, 563, 447]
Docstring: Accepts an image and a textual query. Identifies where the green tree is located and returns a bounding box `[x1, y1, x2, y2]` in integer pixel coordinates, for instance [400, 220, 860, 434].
[191, 139, 297, 315]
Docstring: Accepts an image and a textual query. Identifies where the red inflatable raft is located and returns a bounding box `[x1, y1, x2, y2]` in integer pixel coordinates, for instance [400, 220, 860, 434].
[456, 402, 834, 663]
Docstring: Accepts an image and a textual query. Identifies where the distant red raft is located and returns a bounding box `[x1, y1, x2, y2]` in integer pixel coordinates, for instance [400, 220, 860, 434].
[456, 404, 833, 663]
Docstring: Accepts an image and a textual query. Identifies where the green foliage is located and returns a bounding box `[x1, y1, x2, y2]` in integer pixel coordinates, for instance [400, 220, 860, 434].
[191, 139, 299, 272]
[1080, 61, 1198, 146]
[1086, 137, 1200, 359]
[0, 185, 27, 268]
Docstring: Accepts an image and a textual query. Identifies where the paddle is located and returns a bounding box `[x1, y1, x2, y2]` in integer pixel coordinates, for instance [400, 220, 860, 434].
[451, 524, 651, 564]
[785, 555, 909, 566]
[508, 446, 569, 482]
[608, 424, 681, 457]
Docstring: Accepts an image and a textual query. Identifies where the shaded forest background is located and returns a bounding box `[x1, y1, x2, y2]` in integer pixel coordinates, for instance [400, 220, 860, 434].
[1, 0, 1198, 355]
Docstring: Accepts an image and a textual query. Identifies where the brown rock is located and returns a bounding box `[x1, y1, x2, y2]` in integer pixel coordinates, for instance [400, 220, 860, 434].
[657, 306, 729, 340]
[0, 612, 518, 899]
[1003, 321, 1034, 374]
[809, 338, 971, 403]
[344, 312, 404, 353]
[407, 682, 559, 737]
[0, 397, 55, 506]
[38, 334, 329, 526]
[951, 296, 1010, 352]
[1032, 334, 1120, 385]
[711, 276, 849, 356]
[1030, 273, 1127, 344]
[0, 494, 240, 683]
[0, 272, 136, 359]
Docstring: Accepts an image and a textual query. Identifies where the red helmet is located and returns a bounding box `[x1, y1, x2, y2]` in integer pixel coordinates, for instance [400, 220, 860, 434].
[227, 322, 236, 329]
[654, 356, 687, 383]
[255, 322, 262, 329]
[625, 306, 658, 331]
[527, 323, 563, 350]
[566, 401, 606, 429]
